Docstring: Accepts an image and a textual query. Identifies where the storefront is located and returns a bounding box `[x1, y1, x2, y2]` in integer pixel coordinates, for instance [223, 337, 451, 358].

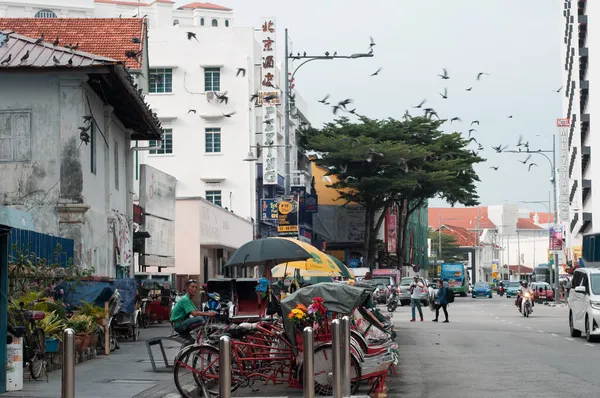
[0, 206, 35, 393]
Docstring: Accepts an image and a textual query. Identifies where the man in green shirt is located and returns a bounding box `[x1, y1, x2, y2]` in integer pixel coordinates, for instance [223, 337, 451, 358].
[171, 279, 216, 341]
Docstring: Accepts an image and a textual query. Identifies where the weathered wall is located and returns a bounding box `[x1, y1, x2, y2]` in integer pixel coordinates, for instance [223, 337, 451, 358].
[0, 73, 133, 277]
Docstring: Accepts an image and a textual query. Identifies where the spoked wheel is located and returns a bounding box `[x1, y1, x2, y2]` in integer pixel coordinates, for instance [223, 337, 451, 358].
[109, 326, 119, 351]
[142, 313, 150, 329]
[133, 315, 141, 342]
[28, 328, 46, 380]
[313, 343, 361, 396]
[174, 344, 240, 397]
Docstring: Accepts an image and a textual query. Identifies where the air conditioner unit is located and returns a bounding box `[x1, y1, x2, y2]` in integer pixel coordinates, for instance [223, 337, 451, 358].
[206, 92, 215, 100]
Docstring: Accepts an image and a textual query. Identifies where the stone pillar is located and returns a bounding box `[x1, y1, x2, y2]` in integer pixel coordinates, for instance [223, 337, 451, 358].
[56, 203, 90, 269]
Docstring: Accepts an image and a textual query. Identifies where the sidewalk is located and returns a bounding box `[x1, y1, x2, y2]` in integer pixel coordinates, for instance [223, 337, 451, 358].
[1, 324, 179, 398]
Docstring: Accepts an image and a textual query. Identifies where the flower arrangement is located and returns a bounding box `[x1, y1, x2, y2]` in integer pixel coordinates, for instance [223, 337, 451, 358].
[255, 277, 271, 299]
[288, 297, 327, 327]
[307, 297, 327, 322]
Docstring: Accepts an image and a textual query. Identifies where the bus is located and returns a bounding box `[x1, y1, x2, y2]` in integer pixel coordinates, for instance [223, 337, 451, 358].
[441, 263, 469, 296]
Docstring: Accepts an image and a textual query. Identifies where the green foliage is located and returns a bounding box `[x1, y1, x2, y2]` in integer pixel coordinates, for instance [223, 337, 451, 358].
[39, 311, 66, 340]
[66, 314, 96, 334]
[428, 230, 466, 261]
[79, 302, 105, 324]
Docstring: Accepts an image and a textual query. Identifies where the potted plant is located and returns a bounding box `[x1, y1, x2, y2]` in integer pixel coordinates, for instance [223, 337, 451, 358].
[66, 315, 94, 350]
[39, 311, 65, 353]
[79, 302, 105, 326]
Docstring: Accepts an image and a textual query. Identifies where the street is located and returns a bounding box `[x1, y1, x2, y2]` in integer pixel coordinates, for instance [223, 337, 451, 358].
[4, 295, 600, 397]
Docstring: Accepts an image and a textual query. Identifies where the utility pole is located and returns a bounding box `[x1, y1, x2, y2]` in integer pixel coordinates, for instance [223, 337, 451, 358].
[283, 29, 373, 195]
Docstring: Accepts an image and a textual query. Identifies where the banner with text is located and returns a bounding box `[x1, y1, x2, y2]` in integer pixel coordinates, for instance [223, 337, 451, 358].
[277, 198, 299, 237]
[261, 17, 279, 185]
[557, 118, 570, 222]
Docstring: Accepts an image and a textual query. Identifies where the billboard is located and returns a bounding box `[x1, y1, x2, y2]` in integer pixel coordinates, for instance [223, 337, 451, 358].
[549, 224, 563, 253]
[260, 18, 279, 185]
[557, 118, 571, 222]
[277, 198, 298, 237]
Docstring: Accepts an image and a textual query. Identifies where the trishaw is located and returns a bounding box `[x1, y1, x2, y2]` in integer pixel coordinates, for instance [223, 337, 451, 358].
[139, 279, 172, 328]
[172, 282, 397, 397]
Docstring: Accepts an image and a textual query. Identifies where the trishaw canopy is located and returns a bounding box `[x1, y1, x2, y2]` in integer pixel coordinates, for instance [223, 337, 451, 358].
[280, 282, 371, 346]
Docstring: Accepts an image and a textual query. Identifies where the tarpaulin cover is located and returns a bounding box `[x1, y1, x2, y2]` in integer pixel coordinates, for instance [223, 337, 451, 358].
[280, 282, 371, 347]
[66, 279, 137, 313]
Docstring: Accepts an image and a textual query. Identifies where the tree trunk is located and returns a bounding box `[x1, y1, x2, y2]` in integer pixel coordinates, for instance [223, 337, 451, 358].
[395, 200, 406, 271]
[363, 202, 390, 269]
[363, 205, 373, 269]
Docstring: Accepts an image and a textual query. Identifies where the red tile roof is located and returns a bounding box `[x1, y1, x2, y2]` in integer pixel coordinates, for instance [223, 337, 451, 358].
[507, 265, 533, 274]
[179, 2, 233, 11]
[0, 18, 146, 69]
[517, 218, 543, 230]
[439, 224, 479, 247]
[428, 207, 496, 230]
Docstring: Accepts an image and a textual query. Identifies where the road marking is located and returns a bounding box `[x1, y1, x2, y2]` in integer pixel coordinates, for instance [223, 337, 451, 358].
[526, 326, 532, 329]
[501, 319, 506, 322]
[565, 338, 573, 341]
[551, 333, 558, 337]
[587, 343, 595, 347]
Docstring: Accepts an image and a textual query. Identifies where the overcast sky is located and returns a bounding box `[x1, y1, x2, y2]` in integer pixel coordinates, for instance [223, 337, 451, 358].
[177, 0, 562, 211]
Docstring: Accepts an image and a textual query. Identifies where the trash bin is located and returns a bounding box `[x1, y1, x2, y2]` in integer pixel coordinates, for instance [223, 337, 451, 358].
[6, 336, 23, 391]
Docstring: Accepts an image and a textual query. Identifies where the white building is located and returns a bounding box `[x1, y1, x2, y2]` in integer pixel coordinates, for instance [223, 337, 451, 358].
[0, 0, 312, 281]
[0, 31, 162, 278]
[561, 0, 594, 252]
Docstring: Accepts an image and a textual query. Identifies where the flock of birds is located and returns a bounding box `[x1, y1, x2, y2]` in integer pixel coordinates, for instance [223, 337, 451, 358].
[311, 36, 563, 175]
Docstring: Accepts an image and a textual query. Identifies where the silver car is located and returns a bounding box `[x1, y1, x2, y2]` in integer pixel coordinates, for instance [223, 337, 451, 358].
[398, 277, 429, 306]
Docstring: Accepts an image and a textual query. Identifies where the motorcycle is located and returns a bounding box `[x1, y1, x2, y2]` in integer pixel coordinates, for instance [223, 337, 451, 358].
[387, 286, 399, 312]
[498, 286, 504, 297]
[521, 292, 532, 317]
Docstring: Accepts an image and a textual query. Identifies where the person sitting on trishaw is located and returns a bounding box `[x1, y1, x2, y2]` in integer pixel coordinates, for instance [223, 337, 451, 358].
[170, 279, 216, 343]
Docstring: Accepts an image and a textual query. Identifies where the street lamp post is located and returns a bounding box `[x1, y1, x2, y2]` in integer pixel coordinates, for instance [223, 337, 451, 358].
[283, 29, 373, 195]
[504, 135, 560, 303]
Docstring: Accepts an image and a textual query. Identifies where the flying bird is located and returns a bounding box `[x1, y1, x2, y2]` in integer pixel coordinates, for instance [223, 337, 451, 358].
[450, 117, 461, 123]
[19, 50, 30, 63]
[369, 36, 376, 48]
[555, 86, 563, 93]
[82, 115, 93, 122]
[53, 37, 59, 46]
[466, 87, 473, 91]
[439, 88, 448, 99]
[34, 34, 44, 44]
[78, 125, 91, 133]
[468, 137, 478, 144]
[236, 68, 246, 77]
[507, 115, 513, 119]
[1, 54, 12, 65]
[492, 145, 507, 153]
[528, 163, 539, 171]
[188, 109, 196, 114]
[370, 67, 382, 76]
[348, 108, 358, 115]
[438, 68, 449, 79]
[413, 99, 426, 108]
[223, 111, 236, 118]
[471, 120, 480, 126]
[477, 72, 489, 80]
[187, 32, 198, 41]
[468, 129, 477, 137]
[490, 166, 499, 171]
[131, 37, 141, 44]
[318, 94, 330, 104]
[250, 92, 259, 102]
[518, 155, 532, 164]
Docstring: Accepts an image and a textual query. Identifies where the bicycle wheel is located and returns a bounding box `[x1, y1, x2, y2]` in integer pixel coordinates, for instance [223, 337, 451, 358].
[313, 343, 361, 396]
[28, 328, 46, 380]
[174, 344, 240, 397]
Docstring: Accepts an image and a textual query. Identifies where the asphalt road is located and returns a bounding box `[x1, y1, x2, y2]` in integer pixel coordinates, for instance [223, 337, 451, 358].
[391, 295, 600, 398]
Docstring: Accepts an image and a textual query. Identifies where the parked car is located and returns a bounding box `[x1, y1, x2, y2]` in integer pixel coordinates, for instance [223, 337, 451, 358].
[370, 277, 395, 304]
[531, 282, 554, 302]
[472, 282, 493, 299]
[398, 277, 429, 307]
[568, 268, 600, 342]
[506, 281, 522, 298]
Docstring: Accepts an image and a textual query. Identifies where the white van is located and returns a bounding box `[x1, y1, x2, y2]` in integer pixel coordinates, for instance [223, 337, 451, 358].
[568, 268, 600, 342]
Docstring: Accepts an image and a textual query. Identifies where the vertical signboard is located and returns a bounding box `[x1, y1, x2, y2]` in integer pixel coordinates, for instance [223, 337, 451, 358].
[557, 118, 570, 222]
[261, 18, 279, 185]
[549, 224, 564, 253]
[277, 198, 299, 237]
[385, 205, 397, 253]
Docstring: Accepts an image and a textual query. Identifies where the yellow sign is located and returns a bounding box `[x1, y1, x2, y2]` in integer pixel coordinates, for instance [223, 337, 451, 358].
[277, 225, 299, 233]
[492, 272, 499, 278]
[278, 200, 292, 215]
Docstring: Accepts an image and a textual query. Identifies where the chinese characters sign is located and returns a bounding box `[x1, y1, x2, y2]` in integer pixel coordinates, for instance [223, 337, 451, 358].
[261, 18, 279, 185]
[557, 118, 570, 222]
[261, 199, 278, 222]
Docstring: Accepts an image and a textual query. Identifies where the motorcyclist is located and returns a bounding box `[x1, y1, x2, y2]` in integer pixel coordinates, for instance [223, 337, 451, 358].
[515, 281, 534, 311]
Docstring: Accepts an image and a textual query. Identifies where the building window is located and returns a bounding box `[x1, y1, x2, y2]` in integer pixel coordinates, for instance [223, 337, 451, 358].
[211, 19, 218, 27]
[200, 17, 205, 26]
[114, 140, 119, 190]
[90, 122, 96, 174]
[225, 20, 229, 27]
[206, 190, 222, 206]
[149, 68, 173, 93]
[0, 111, 31, 162]
[149, 129, 173, 155]
[205, 127, 221, 153]
[35, 9, 57, 18]
[204, 67, 220, 92]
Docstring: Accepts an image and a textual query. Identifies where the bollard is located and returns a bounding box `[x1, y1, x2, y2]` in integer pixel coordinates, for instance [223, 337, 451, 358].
[341, 316, 351, 397]
[303, 326, 315, 398]
[62, 328, 75, 398]
[331, 319, 342, 398]
[219, 336, 232, 398]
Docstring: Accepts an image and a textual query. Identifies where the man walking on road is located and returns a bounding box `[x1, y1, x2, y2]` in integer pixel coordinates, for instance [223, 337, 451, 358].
[410, 275, 425, 322]
[433, 279, 449, 323]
